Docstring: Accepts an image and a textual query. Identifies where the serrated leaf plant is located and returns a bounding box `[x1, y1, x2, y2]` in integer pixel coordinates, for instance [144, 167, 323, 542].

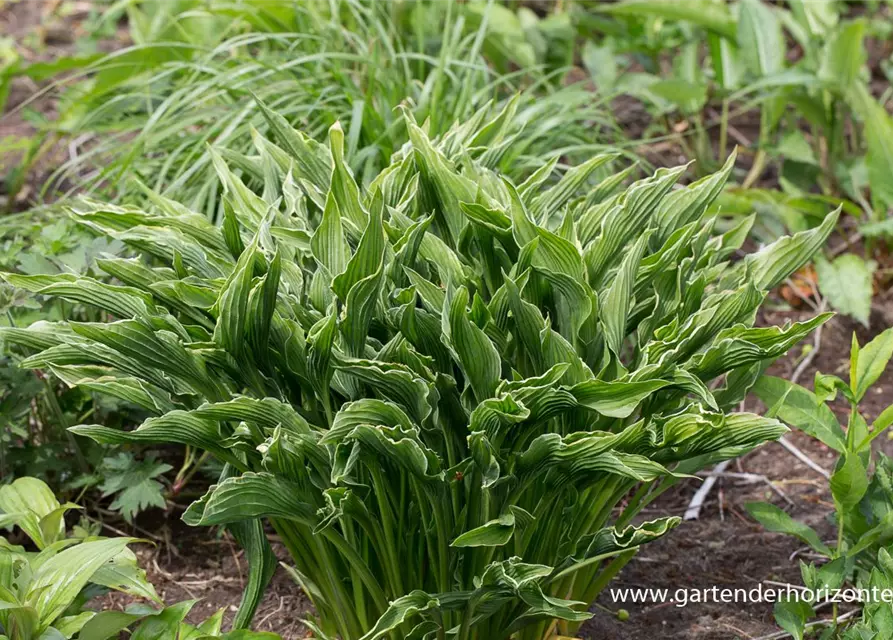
[1, 105, 838, 638]
[749, 328, 893, 638]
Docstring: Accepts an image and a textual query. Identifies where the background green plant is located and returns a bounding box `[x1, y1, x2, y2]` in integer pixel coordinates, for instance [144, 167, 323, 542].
[22, 0, 620, 217]
[579, 0, 893, 325]
[748, 328, 893, 638]
[0, 207, 189, 523]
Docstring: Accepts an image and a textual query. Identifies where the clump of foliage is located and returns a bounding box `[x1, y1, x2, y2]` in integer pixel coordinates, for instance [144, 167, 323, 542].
[4, 0, 618, 526]
[0, 476, 280, 640]
[592, 0, 892, 208]
[1, 103, 837, 638]
[749, 328, 893, 638]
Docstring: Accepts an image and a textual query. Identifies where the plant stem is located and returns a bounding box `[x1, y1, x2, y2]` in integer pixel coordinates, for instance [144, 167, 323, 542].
[42, 375, 89, 475]
[742, 149, 767, 189]
[172, 450, 210, 496]
[718, 98, 730, 161]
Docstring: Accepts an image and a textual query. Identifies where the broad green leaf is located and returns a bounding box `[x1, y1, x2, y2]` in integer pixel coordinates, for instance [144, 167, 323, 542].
[746, 502, 832, 556]
[852, 328, 893, 402]
[0, 478, 66, 550]
[742, 208, 839, 290]
[847, 512, 893, 557]
[813, 372, 852, 406]
[830, 452, 869, 513]
[54, 611, 94, 637]
[360, 591, 440, 640]
[815, 254, 875, 326]
[90, 549, 162, 603]
[27, 537, 135, 630]
[183, 473, 316, 527]
[569, 378, 669, 419]
[774, 597, 813, 640]
[78, 608, 158, 640]
[600, 1, 736, 38]
[452, 509, 531, 548]
[648, 79, 707, 114]
[738, 0, 785, 77]
[131, 601, 195, 640]
[752, 376, 846, 452]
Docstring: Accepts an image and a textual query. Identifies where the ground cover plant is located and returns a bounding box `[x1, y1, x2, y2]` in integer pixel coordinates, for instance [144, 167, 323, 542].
[0, 95, 841, 638]
[0, 206, 205, 523]
[748, 328, 893, 638]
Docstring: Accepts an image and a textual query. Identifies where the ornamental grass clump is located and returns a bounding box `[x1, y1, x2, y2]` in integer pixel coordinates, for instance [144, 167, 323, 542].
[48, 0, 617, 215]
[1, 102, 838, 638]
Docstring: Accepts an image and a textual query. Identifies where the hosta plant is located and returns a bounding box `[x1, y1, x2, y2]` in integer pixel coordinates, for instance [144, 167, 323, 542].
[0, 476, 160, 639]
[79, 601, 282, 640]
[0, 477, 279, 640]
[1, 107, 838, 638]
